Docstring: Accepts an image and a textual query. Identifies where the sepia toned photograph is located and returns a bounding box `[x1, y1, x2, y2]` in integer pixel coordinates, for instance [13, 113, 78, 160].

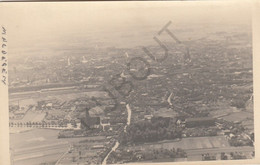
[0, 1, 259, 165]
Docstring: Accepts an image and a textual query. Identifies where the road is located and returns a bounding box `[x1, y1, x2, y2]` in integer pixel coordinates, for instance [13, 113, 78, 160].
[124, 104, 132, 132]
[103, 104, 132, 165]
[102, 142, 120, 165]
[167, 92, 173, 106]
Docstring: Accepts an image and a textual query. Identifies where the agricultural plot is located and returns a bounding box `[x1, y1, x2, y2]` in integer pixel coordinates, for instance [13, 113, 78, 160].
[221, 111, 253, 122]
[127, 136, 230, 151]
[21, 111, 46, 123]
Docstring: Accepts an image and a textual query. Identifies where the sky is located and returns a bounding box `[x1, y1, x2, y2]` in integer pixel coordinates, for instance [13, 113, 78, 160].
[0, 1, 252, 59]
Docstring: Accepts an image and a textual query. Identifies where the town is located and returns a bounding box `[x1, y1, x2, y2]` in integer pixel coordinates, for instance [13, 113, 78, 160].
[9, 23, 254, 165]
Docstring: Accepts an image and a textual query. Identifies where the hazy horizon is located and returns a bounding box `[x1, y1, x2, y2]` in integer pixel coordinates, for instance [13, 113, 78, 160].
[0, 1, 252, 61]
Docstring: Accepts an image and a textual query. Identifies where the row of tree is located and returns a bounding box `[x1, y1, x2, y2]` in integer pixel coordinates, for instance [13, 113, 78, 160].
[9, 121, 73, 128]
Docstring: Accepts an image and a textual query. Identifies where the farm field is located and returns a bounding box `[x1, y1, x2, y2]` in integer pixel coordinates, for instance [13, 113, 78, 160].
[221, 111, 253, 122]
[153, 107, 178, 118]
[10, 129, 104, 165]
[127, 136, 230, 151]
[19, 111, 46, 123]
[125, 136, 254, 162]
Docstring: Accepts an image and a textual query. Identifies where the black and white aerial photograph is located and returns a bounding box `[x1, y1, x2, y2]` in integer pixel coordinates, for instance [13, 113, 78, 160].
[0, 1, 256, 165]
